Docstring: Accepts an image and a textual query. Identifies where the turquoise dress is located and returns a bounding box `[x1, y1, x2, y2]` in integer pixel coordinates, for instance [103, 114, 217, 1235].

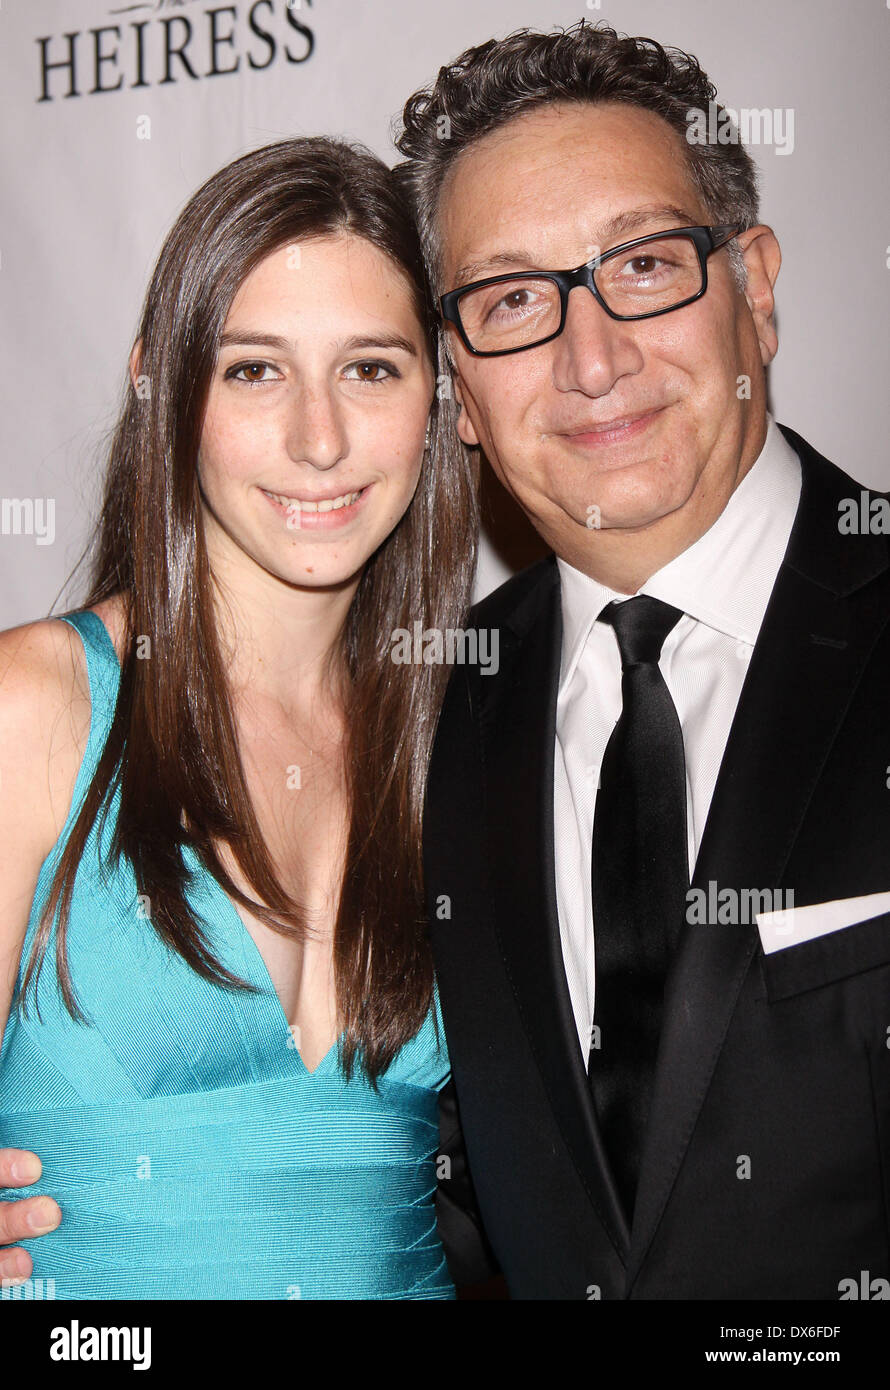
[0, 610, 454, 1300]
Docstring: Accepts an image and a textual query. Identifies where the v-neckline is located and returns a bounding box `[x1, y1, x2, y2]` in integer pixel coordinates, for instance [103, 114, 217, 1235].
[210, 881, 344, 1079]
[82, 606, 344, 1081]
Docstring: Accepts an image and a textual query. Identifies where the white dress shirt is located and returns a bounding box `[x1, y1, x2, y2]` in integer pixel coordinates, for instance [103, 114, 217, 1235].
[553, 417, 803, 1059]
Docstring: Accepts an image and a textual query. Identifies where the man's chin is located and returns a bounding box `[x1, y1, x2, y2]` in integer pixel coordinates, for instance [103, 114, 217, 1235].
[568, 488, 685, 536]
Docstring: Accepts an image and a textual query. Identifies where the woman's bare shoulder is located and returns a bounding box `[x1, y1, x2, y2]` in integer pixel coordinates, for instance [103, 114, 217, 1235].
[0, 620, 87, 986]
[0, 595, 127, 855]
[0, 613, 89, 715]
[0, 614, 90, 1031]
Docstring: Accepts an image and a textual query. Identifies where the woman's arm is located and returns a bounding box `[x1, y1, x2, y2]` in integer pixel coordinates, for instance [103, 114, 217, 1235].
[0, 619, 87, 1281]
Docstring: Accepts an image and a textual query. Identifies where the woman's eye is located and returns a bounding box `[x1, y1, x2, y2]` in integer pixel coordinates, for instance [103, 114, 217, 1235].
[343, 360, 399, 384]
[227, 361, 280, 384]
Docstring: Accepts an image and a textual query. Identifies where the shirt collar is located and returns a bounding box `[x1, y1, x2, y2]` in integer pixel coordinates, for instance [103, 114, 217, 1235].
[556, 415, 803, 693]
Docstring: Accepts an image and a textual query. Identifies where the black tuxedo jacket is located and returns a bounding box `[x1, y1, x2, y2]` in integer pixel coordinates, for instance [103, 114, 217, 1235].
[426, 426, 890, 1299]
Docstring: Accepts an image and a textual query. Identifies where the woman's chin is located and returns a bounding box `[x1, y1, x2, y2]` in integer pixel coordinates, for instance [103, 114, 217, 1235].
[270, 554, 366, 590]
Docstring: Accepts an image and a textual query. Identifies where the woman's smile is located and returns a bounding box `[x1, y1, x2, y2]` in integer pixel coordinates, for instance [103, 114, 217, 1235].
[260, 482, 372, 530]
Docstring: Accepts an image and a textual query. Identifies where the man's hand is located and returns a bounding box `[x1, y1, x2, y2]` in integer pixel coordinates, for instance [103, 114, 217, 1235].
[0, 1150, 61, 1284]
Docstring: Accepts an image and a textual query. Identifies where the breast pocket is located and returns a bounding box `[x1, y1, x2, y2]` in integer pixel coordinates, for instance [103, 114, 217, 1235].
[760, 910, 890, 1001]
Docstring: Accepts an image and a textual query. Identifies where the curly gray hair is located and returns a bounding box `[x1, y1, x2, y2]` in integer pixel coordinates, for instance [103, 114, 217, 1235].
[394, 20, 759, 315]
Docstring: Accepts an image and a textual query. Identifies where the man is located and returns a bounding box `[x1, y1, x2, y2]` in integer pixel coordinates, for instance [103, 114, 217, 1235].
[396, 22, 890, 1299]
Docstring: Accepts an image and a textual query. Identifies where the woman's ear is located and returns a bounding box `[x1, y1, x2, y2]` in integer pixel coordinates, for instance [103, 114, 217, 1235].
[128, 339, 143, 392]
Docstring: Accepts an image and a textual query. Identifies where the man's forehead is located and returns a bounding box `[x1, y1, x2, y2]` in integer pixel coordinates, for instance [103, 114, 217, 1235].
[445, 97, 686, 170]
[437, 104, 703, 286]
[448, 203, 702, 289]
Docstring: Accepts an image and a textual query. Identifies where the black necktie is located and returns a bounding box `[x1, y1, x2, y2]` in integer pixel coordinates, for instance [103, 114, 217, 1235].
[587, 595, 688, 1221]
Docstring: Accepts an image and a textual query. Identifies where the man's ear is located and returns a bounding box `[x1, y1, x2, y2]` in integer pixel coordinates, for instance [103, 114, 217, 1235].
[452, 370, 481, 449]
[128, 338, 143, 391]
[737, 225, 781, 366]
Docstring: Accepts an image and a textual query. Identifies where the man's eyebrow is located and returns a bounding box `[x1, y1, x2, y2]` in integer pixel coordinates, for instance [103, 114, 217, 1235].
[450, 251, 543, 288]
[598, 204, 701, 245]
[218, 331, 418, 355]
[450, 205, 699, 287]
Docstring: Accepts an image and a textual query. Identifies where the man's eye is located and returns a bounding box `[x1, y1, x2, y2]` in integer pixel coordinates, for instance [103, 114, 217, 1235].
[477, 282, 551, 325]
[343, 360, 399, 383]
[497, 289, 533, 311]
[624, 255, 663, 276]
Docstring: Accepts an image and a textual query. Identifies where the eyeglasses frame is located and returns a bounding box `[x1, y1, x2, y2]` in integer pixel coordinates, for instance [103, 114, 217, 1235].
[439, 224, 742, 357]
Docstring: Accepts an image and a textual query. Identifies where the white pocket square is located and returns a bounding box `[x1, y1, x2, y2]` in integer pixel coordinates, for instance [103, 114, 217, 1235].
[757, 890, 890, 955]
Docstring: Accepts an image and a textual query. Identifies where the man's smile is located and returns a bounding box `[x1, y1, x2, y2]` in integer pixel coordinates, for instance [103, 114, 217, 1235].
[555, 404, 667, 449]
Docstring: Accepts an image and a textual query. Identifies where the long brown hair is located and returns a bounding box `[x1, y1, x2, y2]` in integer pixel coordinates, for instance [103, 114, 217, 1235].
[24, 137, 478, 1082]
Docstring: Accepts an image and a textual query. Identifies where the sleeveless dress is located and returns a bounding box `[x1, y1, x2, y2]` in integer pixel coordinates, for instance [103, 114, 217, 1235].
[0, 610, 454, 1300]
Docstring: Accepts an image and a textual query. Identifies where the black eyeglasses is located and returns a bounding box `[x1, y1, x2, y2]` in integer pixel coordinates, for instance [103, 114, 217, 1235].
[439, 225, 741, 357]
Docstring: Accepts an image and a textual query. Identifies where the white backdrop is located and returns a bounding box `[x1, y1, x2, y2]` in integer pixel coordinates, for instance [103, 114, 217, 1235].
[1, 0, 888, 629]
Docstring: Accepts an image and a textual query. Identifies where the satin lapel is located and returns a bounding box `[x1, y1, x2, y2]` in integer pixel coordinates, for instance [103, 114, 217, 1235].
[478, 559, 630, 1262]
[627, 435, 890, 1287]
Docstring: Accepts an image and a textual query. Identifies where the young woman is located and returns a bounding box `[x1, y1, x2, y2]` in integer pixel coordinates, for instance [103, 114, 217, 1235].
[0, 137, 477, 1299]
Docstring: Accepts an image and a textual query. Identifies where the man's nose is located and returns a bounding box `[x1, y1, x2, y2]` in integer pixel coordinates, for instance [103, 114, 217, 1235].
[549, 283, 644, 395]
